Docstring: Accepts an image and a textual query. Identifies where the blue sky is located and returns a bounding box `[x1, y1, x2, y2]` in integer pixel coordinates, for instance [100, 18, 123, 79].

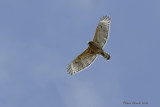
[0, 0, 160, 107]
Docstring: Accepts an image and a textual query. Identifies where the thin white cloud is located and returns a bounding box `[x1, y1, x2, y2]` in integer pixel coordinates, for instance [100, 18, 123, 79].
[59, 79, 104, 107]
[73, 0, 94, 10]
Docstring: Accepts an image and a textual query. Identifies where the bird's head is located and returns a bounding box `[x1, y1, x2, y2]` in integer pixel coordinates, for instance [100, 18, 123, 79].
[88, 41, 94, 46]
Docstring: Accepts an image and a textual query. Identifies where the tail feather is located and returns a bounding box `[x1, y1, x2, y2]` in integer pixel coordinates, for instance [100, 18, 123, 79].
[101, 52, 110, 60]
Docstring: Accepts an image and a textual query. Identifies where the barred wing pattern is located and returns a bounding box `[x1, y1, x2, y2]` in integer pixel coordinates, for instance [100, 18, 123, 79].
[67, 48, 97, 75]
[93, 16, 111, 48]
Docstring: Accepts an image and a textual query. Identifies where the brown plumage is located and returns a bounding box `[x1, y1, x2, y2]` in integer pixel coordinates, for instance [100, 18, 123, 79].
[67, 16, 111, 75]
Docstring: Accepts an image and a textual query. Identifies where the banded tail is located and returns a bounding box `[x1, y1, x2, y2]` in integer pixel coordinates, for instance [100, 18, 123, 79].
[101, 51, 111, 60]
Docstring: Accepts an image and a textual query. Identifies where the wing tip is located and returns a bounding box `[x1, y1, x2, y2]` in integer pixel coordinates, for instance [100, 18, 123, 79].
[67, 62, 78, 76]
[100, 15, 111, 22]
[67, 64, 74, 76]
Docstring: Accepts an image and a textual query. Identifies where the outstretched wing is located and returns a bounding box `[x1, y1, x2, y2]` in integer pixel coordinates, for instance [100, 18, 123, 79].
[93, 16, 111, 48]
[67, 48, 97, 75]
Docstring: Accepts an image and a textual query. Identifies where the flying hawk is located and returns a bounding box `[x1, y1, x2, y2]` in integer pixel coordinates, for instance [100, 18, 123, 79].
[67, 16, 111, 75]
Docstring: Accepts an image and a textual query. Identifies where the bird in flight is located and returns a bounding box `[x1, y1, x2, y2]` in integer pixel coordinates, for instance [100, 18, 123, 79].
[67, 16, 111, 75]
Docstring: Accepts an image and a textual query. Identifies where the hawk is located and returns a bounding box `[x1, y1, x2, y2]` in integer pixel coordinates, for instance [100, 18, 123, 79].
[67, 16, 111, 75]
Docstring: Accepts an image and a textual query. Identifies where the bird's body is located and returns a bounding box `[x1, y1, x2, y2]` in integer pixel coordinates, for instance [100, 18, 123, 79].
[67, 16, 111, 75]
[88, 41, 110, 60]
[88, 41, 102, 54]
